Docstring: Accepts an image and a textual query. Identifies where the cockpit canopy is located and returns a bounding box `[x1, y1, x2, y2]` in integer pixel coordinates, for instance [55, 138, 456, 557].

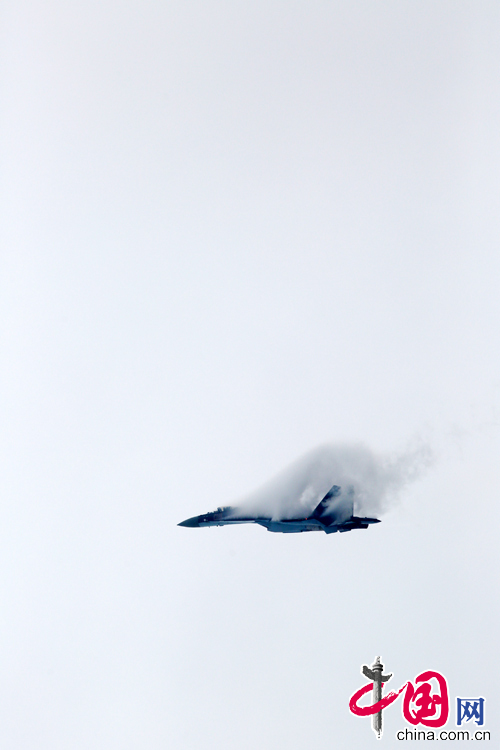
[206, 506, 231, 515]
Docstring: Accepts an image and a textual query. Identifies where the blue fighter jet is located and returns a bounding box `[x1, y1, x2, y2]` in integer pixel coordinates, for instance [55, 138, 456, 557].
[178, 485, 380, 534]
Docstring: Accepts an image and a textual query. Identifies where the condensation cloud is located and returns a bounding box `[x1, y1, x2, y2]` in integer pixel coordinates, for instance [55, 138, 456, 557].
[234, 442, 432, 521]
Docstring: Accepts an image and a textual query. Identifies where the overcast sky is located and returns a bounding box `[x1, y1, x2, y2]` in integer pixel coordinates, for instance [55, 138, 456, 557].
[1, 2, 499, 748]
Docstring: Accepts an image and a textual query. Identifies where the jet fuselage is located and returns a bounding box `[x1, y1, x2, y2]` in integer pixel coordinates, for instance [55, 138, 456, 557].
[178, 494, 380, 534]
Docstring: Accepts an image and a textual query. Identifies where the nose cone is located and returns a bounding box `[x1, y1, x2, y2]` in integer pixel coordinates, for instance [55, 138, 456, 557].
[178, 515, 201, 528]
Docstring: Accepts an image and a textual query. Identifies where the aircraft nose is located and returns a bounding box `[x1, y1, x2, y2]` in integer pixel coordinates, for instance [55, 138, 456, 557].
[178, 516, 201, 527]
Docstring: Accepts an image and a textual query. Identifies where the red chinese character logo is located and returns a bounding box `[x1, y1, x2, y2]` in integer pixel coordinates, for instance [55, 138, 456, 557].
[402, 671, 449, 727]
[349, 659, 449, 738]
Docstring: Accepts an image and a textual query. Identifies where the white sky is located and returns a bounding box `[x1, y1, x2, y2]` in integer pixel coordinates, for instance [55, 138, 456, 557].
[1, 2, 499, 747]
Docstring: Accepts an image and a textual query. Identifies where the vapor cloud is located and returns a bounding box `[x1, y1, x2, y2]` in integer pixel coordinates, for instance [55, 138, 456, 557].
[234, 441, 432, 521]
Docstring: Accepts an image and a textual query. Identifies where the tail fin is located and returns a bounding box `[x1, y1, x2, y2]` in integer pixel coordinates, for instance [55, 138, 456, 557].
[310, 485, 354, 525]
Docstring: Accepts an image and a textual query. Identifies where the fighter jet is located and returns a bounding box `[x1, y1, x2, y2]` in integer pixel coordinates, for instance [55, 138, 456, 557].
[178, 484, 380, 534]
